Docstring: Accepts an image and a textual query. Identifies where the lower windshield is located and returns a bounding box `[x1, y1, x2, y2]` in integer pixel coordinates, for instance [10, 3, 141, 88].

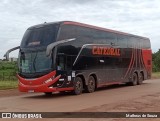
[19, 51, 52, 73]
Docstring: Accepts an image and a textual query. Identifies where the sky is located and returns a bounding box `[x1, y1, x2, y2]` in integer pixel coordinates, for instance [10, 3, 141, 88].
[0, 0, 160, 59]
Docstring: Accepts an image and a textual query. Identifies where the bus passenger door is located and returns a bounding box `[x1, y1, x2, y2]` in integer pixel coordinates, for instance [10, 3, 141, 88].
[56, 53, 67, 76]
[57, 53, 65, 71]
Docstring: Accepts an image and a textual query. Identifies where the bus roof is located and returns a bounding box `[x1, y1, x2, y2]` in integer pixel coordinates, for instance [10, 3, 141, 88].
[28, 21, 149, 40]
[27, 21, 61, 29]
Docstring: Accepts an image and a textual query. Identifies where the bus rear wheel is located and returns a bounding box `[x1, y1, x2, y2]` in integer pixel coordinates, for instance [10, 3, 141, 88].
[138, 72, 144, 85]
[85, 76, 96, 93]
[72, 77, 83, 95]
[131, 73, 138, 86]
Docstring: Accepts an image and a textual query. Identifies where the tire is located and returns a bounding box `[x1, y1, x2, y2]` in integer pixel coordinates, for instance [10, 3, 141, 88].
[44, 92, 52, 96]
[72, 77, 83, 95]
[85, 76, 96, 93]
[131, 73, 138, 86]
[138, 72, 143, 85]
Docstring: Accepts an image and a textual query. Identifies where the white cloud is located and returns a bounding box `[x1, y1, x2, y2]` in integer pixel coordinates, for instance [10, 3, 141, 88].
[0, 0, 160, 58]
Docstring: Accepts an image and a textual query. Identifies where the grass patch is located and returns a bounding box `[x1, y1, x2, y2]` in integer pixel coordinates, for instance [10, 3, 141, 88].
[0, 80, 18, 90]
[152, 72, 160, 79]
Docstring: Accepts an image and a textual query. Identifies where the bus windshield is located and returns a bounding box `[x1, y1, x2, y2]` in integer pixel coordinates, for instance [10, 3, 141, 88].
[20, 24, 59, 48]
[19, 51, 52, 74]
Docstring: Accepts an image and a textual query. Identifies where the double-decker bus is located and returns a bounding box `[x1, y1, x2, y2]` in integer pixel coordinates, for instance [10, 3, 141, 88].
[4, 21, 152, 95]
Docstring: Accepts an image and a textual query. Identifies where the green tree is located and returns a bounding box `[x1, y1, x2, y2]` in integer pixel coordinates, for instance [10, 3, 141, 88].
[152, 49, 160, 72]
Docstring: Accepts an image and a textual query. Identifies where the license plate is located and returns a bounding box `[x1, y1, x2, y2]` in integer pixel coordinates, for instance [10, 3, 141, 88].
[28, 90, 34, 93]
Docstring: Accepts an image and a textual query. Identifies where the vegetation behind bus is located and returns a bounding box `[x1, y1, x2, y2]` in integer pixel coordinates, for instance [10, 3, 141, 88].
[152, 49, 160, 72]
[0, 61, 18, 89]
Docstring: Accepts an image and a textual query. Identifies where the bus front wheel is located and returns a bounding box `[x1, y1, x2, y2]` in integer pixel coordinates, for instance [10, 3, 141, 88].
[72, 77, 83, 95]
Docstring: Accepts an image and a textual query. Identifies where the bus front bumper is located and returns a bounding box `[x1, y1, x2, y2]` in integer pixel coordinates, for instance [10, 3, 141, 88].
[18, 83, 74, 92]
[17, 71, 74, 93]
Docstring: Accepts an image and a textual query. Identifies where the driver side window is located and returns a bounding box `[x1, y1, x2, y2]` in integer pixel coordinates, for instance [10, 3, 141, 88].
[57, 54, 65, 70]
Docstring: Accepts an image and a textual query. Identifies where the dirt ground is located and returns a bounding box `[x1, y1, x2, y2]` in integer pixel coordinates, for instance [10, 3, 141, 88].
[0, 89, 25, 97]
[52, 91, 160, 121]
[0, 79, 160, 121]
[79, 93, 160, 121]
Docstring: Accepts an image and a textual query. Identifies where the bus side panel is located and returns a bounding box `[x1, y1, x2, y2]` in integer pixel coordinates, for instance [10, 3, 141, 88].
[142, 49, 152, 79]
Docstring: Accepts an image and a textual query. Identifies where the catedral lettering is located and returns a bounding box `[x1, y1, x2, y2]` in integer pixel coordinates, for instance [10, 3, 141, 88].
[4, 21, 152, 95]
[92, 46, 120, 56]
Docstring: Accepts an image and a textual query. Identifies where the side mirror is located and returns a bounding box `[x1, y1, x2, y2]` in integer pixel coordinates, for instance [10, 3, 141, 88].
[4, 46, 20, 61]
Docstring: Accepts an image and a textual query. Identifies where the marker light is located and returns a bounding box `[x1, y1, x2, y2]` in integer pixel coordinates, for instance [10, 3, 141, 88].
[44, 76, 55, 84]
[44, 78, 52, 84]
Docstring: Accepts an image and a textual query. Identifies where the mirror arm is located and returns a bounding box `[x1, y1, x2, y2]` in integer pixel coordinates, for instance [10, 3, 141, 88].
[46, 38, 76, 57]
[4, 46, 20, 61]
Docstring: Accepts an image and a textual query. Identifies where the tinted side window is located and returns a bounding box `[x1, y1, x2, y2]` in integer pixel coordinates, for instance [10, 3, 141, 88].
[127, 36, 134, 48]
[103, 32, 117, 45]
[104, 56, 119, 68]
[59, 24, 119, 46]
[117, 34, 128, 48]
[140, 39, 144, 49]
[128, 37, 151, 49]
[76, 26, 94, 44]
[143, 39, 151, 49]
[76, 27, 117, 45]
[58, 25, 77, 41]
